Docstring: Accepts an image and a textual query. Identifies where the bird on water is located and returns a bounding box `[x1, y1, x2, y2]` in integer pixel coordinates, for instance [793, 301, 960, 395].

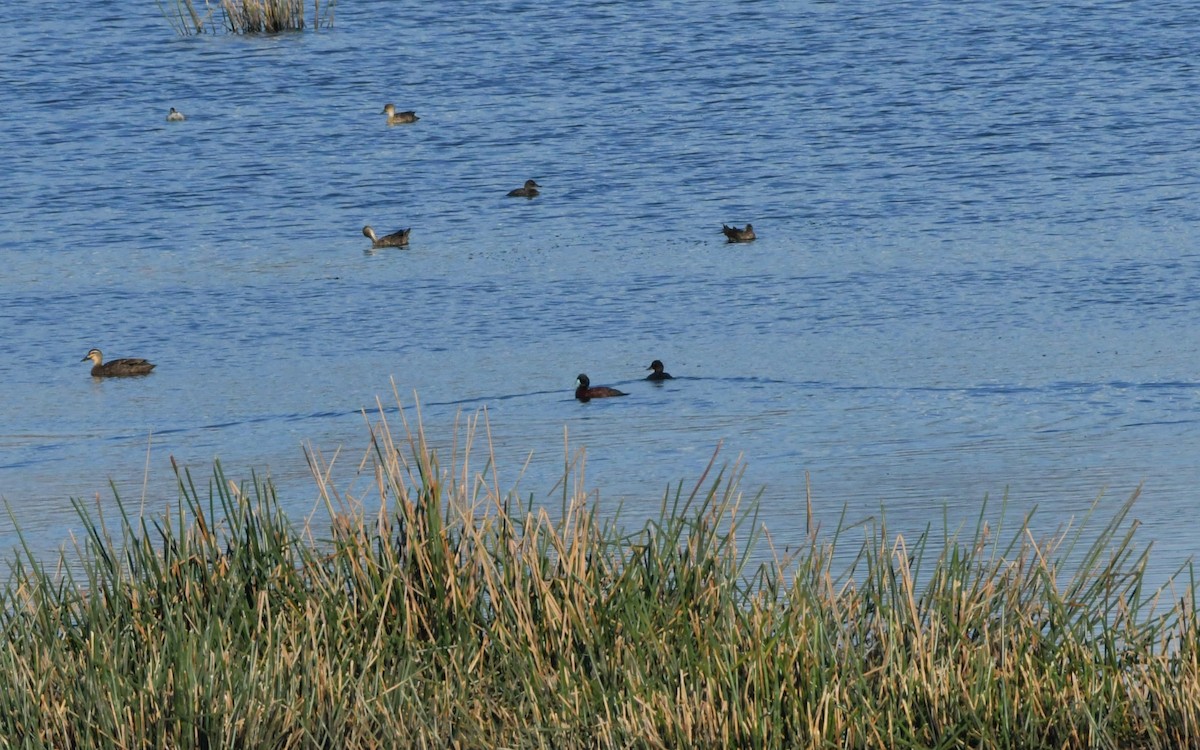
[646, 360, 673, 381]
[721, 223, 755, 243]
[81, 349, 156, 377]
[507, 179, 541, 198]
[575, 374, 627, 402]
[362, 226, 411, 248]
[381, 104, 419, 124]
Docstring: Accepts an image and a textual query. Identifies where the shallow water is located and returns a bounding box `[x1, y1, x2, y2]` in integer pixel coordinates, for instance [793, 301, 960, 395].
[3, 0, 1200, 583]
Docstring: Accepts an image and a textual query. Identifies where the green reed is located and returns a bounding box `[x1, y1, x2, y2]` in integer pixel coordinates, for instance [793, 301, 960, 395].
[155, 0, 334, 35]
[2, 398, 1198, 747]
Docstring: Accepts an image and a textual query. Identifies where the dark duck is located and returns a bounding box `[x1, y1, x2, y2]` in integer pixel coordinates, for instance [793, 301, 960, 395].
[507, 179, 541, 198]
[646, 360, 673, 381]
[575, 374, 626, 402]
[81, 348, 156, 377]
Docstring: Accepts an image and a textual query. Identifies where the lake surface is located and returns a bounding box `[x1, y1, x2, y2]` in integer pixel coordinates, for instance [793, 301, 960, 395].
[3, 0, 1199, 584]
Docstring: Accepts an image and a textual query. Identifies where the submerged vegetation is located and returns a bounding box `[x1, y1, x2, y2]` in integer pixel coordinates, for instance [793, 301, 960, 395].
[2, 401, 1199, 747]
[156, 0, 334, 35]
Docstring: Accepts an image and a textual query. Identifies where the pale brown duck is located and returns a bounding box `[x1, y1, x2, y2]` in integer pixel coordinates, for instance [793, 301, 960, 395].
[362, 226, 411, 248]
[721, 223, 756, 243]
[381, 104, 419, 124]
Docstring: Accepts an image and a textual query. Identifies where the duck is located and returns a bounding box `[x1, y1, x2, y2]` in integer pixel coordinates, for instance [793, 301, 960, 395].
[381, 104, 419, 125]
[507, 179, 541, 198]
[166, 107, 186, 122]
[646, 360, 673, 381]
[362, 226, 411, 248]
[82, 348, 156, 377]
[575, 374, 626, 402]
[721, 223, 756, 243]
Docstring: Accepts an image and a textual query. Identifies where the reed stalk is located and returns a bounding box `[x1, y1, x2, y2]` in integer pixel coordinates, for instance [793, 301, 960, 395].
[0, 399, 1197, 747]
[155, 0, 334, 35]
[155, 0, 211, 35]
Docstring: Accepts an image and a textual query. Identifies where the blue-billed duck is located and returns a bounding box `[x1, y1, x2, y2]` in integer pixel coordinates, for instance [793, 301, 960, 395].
[646, 360, 673, 381]
[363, 225, 411, 248]
[82, 348, 155, 377]
[722, 223, 756, 243]
[507, 179, 541, 198]
[575, 374, 626, 402]
[381, 104, 419, 124]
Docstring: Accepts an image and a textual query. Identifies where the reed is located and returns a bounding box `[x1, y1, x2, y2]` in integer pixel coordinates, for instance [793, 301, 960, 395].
[155, 0, 334, 35]
[155, 0, 209, 35]
[1, 398, 1198, 747]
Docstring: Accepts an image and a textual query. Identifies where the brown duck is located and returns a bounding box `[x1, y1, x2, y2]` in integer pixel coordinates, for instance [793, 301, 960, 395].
[721, 223, 756, 243]
[82, 348, 156, 377]
[507, 179, 541, 198]
[362, 226, 411, 248]
[381, 104, 419, 124]
[575, 374, 627, 402]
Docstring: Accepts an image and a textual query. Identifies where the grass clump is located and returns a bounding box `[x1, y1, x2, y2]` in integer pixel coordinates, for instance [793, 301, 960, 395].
[156, 0, 334, 35]
[2, 399, 1199, 747]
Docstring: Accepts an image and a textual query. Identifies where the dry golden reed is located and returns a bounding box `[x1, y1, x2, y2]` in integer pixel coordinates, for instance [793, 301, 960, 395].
[1, 396, 1198, 748]
[156, 0, 334, 35]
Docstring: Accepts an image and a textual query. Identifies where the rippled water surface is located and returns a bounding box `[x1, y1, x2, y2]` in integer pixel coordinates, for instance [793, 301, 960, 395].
[3, 1, 1200, 580]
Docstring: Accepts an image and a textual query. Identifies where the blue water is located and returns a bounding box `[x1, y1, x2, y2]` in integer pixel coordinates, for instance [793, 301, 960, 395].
[3, 0, 1200, 583]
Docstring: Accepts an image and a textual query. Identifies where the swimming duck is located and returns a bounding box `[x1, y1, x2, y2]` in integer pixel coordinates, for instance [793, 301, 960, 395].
[362, 225, 411, 248]
[575, 374, 627, 402]
[507, 179, 541, 198]
[646, 360, 673, 381]
[381, 104, 419, 125]
[721, 223, 756, 243]
[166, 108, 186, 122]
[82, 348, 156, 377]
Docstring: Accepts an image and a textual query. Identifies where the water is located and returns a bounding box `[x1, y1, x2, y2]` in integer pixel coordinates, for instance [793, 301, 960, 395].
[3, 0, 1200, 584]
